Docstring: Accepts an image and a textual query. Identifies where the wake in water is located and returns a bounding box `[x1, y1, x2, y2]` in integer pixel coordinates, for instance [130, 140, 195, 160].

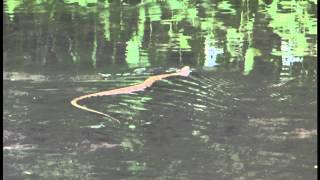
[71, 66, 191, 123]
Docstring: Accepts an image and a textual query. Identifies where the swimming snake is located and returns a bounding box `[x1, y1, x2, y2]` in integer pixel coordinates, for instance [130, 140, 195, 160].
[71, 66, 191, 124]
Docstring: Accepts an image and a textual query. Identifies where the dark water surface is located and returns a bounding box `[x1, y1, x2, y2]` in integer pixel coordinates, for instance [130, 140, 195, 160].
[3, 0, 317, 179]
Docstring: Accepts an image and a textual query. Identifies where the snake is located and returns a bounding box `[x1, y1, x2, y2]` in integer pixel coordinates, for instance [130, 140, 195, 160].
[71, 66, 191, 124]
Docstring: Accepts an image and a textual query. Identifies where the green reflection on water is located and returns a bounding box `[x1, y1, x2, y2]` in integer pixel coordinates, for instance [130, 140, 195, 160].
[244, 48, 262, 75]
[4, 0, 22, 20]
[147, 3, 162, 22]
[218, 0, 236, 15]
[126, 37, 141, 68]
[167, 0, 185, 10]
[267, 0, 317, 57]
[64, 0, 98, 7]
[125, 6, 150, 68]
[3, 0, 317, 76]
[100, 2, 110, 41]
[265, 0, 317, 79]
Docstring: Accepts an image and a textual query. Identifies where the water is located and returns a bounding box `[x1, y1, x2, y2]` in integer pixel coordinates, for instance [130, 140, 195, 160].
[3, 0, 317, 179]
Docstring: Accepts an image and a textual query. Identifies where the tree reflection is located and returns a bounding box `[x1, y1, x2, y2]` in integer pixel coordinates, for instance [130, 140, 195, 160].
[4, 0, 317, 78]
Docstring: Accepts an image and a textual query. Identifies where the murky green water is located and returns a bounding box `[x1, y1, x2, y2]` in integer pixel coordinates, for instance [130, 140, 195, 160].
[3, 0, 317, 179]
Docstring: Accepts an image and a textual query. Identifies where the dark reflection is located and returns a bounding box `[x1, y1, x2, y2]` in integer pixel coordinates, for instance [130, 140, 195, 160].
[3, 0, 317, 179]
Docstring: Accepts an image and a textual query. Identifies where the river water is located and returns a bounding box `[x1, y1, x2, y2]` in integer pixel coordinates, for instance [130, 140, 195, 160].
[3, 0, 317, 179]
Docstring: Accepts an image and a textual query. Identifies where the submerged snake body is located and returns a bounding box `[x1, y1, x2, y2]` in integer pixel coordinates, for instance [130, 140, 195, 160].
[71, 66, 191, 123]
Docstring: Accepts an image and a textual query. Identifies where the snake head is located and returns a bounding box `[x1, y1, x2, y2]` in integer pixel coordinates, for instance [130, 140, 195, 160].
[177, 66, 191, 77]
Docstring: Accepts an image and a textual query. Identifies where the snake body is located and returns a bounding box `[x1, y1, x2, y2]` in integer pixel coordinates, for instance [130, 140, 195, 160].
[71, 66, 191, 123]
